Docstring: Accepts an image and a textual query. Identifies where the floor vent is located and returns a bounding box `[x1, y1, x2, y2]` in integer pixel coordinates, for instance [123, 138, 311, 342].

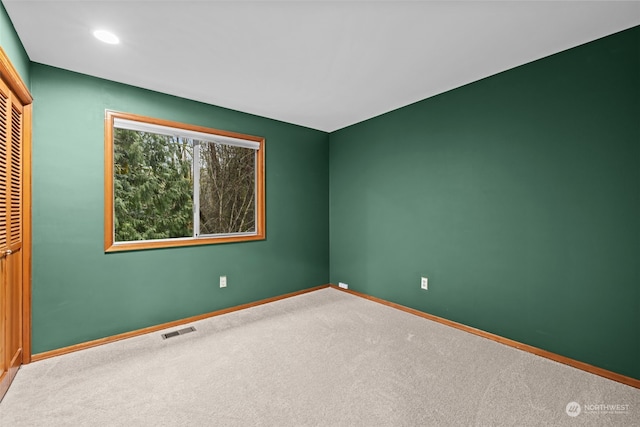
[161, 326, 196, 340]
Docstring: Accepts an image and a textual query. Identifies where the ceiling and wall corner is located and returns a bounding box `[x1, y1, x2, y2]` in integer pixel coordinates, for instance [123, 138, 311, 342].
[3, 1, 640, 132]
[0, 0, 29, 86]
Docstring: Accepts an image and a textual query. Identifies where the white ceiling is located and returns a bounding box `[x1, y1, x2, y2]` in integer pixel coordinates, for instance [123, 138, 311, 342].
[4, 1, 640, 132]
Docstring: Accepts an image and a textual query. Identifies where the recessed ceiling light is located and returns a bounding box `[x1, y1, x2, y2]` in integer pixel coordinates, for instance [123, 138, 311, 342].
[93, 29, 120, 45]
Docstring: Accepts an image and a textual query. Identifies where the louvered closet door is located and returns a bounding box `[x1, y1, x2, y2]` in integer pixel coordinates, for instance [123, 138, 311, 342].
[0, 76, 23, 401]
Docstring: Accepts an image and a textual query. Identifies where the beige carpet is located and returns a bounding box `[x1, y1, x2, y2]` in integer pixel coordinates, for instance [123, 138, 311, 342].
[0, 288, 638, 426]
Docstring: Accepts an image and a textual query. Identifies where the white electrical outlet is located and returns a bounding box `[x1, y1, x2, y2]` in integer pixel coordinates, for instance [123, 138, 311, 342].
[220, 275, 227, 288]
[338, 282, 349, 289]
[421, 277, 428, 290]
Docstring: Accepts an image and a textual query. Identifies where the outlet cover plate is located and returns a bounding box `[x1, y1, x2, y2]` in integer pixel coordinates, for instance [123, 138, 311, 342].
[338, 282, 349, 289]
[220, 276, 227, 288]
[421, 277, 428, 290]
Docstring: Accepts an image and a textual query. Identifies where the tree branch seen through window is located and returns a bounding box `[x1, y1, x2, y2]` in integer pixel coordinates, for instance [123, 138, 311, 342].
[104, 111, 265, 252]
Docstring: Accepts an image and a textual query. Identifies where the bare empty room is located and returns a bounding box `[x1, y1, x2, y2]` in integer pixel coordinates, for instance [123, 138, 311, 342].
[0, 1, 639, 425]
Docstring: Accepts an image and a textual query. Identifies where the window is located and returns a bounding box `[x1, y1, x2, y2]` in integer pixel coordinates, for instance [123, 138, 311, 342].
[104, 111, 265, 252]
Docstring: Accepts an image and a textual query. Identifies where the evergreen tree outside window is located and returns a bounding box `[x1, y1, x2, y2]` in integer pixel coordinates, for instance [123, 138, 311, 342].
[104, 111, 265, 252]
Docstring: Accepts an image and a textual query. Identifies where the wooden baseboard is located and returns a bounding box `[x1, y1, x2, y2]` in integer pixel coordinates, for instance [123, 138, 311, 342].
[329, 285, 640, 389]
[31, 284, 330, 363]
[0, 348, 22, 402]
[0, 371, 11, 403]
[29, 283, 639, 389]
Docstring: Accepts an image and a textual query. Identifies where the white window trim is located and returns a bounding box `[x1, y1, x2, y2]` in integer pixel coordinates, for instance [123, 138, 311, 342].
[113, 118, 260, 150]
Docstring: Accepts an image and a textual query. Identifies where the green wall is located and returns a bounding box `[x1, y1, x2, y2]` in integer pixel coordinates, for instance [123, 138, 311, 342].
[0, 1, 29, 86]
[31, 64, 329, 354]
[330, 27, 639, 379]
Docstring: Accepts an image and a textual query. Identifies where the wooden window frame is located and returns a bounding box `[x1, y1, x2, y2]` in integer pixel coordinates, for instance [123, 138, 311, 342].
[104, 110, 265, 252]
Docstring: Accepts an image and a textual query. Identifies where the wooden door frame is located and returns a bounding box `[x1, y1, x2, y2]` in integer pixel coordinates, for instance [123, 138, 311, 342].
[0, 47, 33, 364]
